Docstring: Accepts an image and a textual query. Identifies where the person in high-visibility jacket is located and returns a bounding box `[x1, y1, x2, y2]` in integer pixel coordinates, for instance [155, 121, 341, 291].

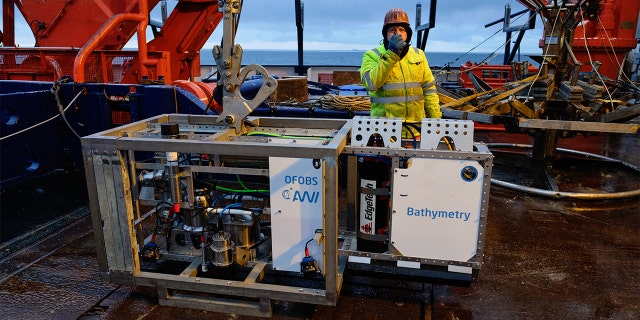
[361, 8, 441, 137]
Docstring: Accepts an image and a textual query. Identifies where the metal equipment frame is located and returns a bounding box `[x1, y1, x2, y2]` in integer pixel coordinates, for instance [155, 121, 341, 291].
[340, 122, 493, 283]
[82, 113, 350, 317]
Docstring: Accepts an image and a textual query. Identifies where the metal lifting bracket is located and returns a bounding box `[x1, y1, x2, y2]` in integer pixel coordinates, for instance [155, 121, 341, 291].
[213, 0, 278, 133]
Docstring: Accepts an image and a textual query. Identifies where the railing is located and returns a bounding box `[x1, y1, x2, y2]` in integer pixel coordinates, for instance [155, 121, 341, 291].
[0, 48, 163, 83]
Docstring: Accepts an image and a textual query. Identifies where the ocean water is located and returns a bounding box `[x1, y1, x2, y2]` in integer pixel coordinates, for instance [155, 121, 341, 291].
[200, 49, 540, 68]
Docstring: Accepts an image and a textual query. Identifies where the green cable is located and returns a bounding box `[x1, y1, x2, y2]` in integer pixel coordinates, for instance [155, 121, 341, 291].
[236, 175, 250, 190]
[216, 185, 269, 193]
[246, 131, 330, 140]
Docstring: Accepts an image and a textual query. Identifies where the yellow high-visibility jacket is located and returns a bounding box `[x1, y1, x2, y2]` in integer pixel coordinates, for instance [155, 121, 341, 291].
[361, 45, 441, 123]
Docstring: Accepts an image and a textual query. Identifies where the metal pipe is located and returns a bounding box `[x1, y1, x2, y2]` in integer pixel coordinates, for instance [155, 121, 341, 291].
[207, 208, 254, 215]
[73, 0, 158, 82]
[3, 0, 15, 46]
[491, 179, 640, 200]
[487, 143, 640, 200]
[414, 0, 437, 50]
[503, 4, 512, 65]
[428, 0, 437, 28]
[485, 8, 530, 28]
[295, 0, 304, 75]
[415, 2, 422, 46]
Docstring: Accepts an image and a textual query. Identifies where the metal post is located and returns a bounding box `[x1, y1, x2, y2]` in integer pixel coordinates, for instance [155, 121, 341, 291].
[2, 0, 15, 46]
[295, 0, 304, 75]
[503, 4, 512, 65]
[415, 2, 422, 47]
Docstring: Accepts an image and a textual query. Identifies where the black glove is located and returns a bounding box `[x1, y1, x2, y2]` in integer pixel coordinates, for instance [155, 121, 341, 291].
[388, 34, 407, 55]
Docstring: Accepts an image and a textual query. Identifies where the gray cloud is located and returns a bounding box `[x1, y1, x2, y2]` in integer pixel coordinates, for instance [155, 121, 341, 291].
[225, 0, 543, 53]
[4, 0, 544, 54]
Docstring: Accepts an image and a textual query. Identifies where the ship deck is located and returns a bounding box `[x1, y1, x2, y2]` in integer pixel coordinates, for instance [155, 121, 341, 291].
[1, 130, 638, 320]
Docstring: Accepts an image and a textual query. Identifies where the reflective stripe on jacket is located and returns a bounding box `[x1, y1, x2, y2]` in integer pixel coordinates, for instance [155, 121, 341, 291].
[360, 45, 441, 122]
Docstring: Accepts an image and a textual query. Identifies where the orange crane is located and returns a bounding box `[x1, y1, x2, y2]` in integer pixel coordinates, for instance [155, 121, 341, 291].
[1, 0, 223, 111]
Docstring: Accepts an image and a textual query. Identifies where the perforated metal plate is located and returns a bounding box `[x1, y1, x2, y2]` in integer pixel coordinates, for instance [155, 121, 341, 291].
[420, 119, 474, 151]
[351, 116, 402, 148]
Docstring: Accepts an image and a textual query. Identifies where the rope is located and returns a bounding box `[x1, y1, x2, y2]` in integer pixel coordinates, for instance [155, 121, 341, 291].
[1, 81, 85, 141]
[53, 79, 83, 140]
[317, 94, 370, 111]
[267, 94, 370, 112]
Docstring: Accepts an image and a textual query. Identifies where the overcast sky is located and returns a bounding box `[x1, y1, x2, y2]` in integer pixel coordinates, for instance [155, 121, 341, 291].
[209, 0, 544, 54]
[7, 0, 546, 54]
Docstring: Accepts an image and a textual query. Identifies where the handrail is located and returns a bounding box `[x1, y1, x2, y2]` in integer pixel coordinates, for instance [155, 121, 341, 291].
[73, 0, 157, 82]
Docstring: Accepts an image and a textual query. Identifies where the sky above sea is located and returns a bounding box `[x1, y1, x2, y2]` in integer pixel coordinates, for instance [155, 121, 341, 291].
[200, 49, 541, 68]
[200, 1, 547, 53]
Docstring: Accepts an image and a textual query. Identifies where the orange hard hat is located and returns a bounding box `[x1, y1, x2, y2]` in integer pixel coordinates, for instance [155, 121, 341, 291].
[382, 8, 412, 43]
[384, 8, 410, 26]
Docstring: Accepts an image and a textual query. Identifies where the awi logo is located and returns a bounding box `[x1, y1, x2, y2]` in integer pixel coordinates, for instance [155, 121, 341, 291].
[292, 190, 319, 203]
[282, 189, 320, 203]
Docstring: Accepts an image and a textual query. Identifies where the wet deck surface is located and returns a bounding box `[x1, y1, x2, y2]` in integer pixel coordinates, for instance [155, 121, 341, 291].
[1, 132, 638, 319]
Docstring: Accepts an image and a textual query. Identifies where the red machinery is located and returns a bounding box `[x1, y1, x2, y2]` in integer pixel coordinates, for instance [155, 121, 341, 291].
[459, 0, 639, 91]
[1, 0, 222, 112]
[520, 0, 639, 80]
[458, 61, 539, 89]
[571, 0, 639, 79]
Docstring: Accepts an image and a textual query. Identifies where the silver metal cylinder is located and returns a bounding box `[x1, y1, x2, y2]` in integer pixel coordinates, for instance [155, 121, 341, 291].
[209, 232, 235, 267]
